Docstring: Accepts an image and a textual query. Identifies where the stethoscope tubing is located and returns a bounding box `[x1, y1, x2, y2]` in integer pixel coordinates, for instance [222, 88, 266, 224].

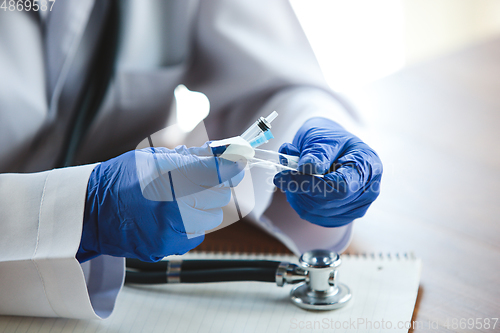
[126, 258, 280, 271]
[125, 251, 352, 311]
[125, 258, 282, 284]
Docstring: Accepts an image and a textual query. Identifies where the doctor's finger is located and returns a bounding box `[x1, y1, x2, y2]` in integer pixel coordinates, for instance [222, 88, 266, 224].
[285, 195, 367, 228]
[297, 142, 339, 175]
[176, 201, 224, 233]
[165, 156, 245, 188]
[278, 143, 301, 157]
[323, 163, 362, 199]
[175, 144, 248, 185]
[274, 171, 349, 200]
[175, 185, 233, 210]
[290, 190, 372, 217]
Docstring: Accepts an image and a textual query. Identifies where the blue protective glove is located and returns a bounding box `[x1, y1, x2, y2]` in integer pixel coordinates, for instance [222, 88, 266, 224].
[273, 117, 382, 227]
[77, 143, 245, 263]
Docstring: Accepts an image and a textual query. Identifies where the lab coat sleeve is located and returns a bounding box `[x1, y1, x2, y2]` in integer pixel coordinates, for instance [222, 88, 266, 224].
[184, 0, 359, 254]
[0, 164, 123, 319]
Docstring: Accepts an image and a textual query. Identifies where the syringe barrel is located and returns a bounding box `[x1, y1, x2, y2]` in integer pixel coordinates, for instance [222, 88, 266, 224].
[240, 121, 262, 142]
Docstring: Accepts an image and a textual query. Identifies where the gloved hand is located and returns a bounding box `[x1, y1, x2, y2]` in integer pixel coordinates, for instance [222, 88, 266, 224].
[77, 143, 245, 263]
[274, 117, 382, 227]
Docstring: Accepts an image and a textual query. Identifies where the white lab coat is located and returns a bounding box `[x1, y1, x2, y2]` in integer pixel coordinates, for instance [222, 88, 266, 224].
[0, 0, 355, 319]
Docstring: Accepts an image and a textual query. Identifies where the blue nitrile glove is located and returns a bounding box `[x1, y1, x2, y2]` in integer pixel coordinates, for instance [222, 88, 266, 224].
[273, 117, 382, 227]
[77, 143, 245, 263]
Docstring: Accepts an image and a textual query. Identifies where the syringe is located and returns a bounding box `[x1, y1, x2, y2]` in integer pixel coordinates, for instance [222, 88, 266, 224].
[210, 111, 323, 177]
[240, 111, 278, 148]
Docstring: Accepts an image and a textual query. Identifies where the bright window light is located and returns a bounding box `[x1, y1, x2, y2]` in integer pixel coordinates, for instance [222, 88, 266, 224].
[290, 0, 406, 91]
[174, 85, 210, 132]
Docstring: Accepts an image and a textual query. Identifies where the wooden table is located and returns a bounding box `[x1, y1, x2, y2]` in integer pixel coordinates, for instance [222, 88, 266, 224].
[342, 37, 500, 332]
[201, 37, 500, 332]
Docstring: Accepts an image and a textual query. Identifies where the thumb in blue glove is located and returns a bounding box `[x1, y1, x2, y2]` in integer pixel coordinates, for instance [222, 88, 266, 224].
[77, 143, 246, 263]
[273, 117, 382, 227]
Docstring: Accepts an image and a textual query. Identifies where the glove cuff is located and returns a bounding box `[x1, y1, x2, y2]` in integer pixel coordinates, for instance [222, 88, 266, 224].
[76, 165, 102, 263]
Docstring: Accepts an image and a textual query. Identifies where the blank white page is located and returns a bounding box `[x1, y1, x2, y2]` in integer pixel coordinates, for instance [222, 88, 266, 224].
[0, 253, 421, 333]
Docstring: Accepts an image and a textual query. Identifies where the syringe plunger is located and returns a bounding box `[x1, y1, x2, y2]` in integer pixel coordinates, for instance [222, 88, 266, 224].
[265, 111, 278, 124]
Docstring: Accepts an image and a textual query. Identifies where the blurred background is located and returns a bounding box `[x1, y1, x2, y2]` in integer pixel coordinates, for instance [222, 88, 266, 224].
[179, 0, 500, 131]
[290, 0, 500, 91]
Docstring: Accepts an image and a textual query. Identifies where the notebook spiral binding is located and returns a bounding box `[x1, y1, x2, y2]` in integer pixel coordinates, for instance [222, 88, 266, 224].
[341, 252, 417, 260]
[176, 251, 417, 262]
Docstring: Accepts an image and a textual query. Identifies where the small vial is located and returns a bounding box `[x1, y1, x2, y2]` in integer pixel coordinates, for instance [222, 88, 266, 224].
[241, 111, 278, 148]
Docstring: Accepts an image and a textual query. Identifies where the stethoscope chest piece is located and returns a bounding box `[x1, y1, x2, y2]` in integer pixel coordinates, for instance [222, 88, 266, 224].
[290, 250, 351, 311]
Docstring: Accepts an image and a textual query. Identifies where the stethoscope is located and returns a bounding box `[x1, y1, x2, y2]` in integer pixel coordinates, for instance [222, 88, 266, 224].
[125, 249, 351, 311]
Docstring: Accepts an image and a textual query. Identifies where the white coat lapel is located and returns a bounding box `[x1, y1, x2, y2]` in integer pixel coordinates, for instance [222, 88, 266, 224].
[45, 0, 95, 116]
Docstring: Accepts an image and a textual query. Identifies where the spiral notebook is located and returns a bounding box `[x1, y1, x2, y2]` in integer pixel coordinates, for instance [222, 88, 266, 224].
[0, 251, 421, 333]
